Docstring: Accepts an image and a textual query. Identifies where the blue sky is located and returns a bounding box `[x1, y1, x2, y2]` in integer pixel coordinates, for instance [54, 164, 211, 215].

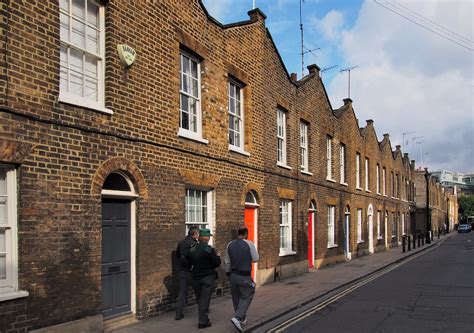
[202, 0, 474, 174]
[202, 0, 363, 85]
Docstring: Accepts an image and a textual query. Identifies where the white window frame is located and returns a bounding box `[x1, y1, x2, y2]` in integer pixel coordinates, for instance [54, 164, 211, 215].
[377, 210, 382, 239]
[382, 167, 386, 196]
[326, 136, 333, 181]
[59, 0, 110, 114]
[340, 143, 347, 185]
[391, 172, 395, 198]
[395, 173, 400, 199]
[0, 166, 28, 301]
[356, 153, 361, 189]
[228, 79, 246, 154]
[279, 201, 295, 256]
[179, 51, 208, 144]
[357, 208, 363, 243]
[185, 189, 215, 245]
[327, 206, 337, 247]
[300, 122, 310, 173]
[376, 164, 381, 194]
[276, 109, 289, 168]
[365, 158, 370, 192]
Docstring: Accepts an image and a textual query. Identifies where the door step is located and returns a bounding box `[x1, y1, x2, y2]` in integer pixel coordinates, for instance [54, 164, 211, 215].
[104, 313, 138, 332]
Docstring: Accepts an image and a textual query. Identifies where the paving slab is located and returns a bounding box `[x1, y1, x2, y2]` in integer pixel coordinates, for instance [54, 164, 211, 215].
[109, 234, 455, 333]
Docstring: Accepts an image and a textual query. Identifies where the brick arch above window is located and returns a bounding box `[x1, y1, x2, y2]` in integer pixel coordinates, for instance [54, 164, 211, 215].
[91, 157, 148, 198]
[241, 182, 264, 207]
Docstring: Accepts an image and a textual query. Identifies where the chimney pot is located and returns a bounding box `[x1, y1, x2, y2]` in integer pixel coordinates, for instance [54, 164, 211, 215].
[366, 119, 373, 125]
[290, 73, 297, 81]
[396, 145, 401, 150]
[383, 133, 390, 140]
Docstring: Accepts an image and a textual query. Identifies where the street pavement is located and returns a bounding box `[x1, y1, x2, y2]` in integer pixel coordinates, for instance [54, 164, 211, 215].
[108, 233, 458, 333]
[262, 232, 474, 333]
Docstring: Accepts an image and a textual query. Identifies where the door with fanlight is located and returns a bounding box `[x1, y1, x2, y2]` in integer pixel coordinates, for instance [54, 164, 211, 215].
[244, 191, 259, 281]
[308, 201, 316, 268]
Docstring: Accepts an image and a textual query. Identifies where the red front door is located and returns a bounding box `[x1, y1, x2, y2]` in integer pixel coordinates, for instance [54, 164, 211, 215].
[244, 207, 256, 280]
[308, 212, 314, 268]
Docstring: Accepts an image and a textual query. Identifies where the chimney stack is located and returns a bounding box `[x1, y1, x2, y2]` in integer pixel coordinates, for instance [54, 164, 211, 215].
[307, 64, 320, 75]
[343, 98, 353, 106]
[366, 119, 373, 125]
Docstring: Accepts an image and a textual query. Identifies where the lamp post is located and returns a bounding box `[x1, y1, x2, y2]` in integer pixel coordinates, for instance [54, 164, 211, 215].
[424, 168, 431, 244]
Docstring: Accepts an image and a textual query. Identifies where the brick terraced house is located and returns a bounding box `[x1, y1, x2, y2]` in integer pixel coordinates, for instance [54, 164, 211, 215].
[0, 1, 455, 331]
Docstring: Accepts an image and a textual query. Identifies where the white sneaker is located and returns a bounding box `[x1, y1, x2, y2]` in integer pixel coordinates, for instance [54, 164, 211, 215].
[231, 317, 243, 332]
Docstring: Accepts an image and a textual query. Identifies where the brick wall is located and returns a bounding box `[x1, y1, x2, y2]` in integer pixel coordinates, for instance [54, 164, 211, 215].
[0, 0, 436, 330]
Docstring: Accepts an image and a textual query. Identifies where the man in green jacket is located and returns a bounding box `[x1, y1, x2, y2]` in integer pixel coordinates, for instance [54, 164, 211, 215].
[188, 228, 221, 329]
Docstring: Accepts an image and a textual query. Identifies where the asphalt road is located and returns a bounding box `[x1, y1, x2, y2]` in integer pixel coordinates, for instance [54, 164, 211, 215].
[273, 233, 474, 333]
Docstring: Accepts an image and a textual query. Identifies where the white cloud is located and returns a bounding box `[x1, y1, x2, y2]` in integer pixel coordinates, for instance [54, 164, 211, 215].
[202, 0, 235, 22]
[328, 0, 474, 173]
[311, 10, 345, 40]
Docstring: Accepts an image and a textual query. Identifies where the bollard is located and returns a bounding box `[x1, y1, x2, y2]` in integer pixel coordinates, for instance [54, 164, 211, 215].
[402, 235, 406, 253]
[413, 234, 416, 249]
[438, 228, 440, 239]
[408, 235, 411, 251]
[421, 235, 425, 246]
[418, 234, 421, 247]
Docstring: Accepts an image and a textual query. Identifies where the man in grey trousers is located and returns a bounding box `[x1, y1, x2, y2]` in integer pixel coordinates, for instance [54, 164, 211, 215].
[225, 226, 259, 332]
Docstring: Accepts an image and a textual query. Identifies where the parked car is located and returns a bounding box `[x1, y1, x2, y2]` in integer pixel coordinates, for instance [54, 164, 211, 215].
[457, 224, 472, 233]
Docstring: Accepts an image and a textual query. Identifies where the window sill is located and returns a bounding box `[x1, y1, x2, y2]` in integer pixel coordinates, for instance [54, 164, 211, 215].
[340, 182, 348, 187]
[327, 244, 338, 249]
[376, 192, 381, 196]
[366, 189, 371, 193]
[356, 187, 363, 191]
[229, 145, 250, 156]
[377, 236, 383, 240]
[0, 290, 29, 302]
[326, 177, 336, 183]
[277, 162, 292, 170]
[59, 93, 113, 115]
[357, 240, 364, 244]
[301, 170, 313, 176]
[279, 249, 296, 257]
[178, 129, 209, 144]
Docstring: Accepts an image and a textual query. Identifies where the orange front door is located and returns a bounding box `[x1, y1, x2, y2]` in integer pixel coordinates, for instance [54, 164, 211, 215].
[308, 212, 314, 268]
[244, 207, 256, 280]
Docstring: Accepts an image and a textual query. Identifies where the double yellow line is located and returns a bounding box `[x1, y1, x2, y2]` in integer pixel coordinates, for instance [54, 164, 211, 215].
[265, 244, 440, 332]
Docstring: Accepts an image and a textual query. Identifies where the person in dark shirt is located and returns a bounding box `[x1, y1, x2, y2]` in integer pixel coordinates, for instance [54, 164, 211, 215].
[174, 227, 199, 320]
[187, 228, 221, 329]
[225, 226, 259, 332]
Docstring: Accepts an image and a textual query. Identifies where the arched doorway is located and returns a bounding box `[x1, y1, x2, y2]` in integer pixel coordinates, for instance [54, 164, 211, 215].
[244, 190, 259, 281]
[308, 201, 317, 268]
[101, 172, 137, 319]
[368, 204, 374, 253]
[344, 206, 351, 260]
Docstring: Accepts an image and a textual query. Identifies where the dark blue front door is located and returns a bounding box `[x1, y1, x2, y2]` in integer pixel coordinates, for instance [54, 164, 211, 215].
[101, 199, 131, 318]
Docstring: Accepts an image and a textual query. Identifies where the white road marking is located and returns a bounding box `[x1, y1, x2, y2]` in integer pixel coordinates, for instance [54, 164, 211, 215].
[268, 248, 436, 333]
